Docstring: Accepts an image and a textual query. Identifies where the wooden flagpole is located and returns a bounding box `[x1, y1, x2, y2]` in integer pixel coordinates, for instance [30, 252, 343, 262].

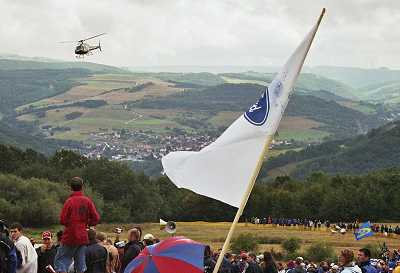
[212, 8, 326, 273]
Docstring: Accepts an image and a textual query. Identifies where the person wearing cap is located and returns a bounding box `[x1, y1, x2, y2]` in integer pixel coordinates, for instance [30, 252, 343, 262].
[54, 177, 100, 273]
[142, 234, 155, 247]
[36, 231, 57, 273]
[329, 265, 339, 273]
[294, 257, 306, 273]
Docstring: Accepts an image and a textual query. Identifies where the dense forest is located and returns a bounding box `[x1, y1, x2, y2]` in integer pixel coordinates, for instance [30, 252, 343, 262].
[263, 121, 400, 178]
[0, 69, 90, 114]
[0, 143, 399, 227]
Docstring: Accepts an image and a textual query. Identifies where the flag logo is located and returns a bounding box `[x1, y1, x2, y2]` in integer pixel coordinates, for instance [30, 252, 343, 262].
[354, 222, 374, 240]
[244, 88, 271, 126]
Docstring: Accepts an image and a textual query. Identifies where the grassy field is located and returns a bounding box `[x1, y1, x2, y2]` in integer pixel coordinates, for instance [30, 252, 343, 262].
[15, 74, 186, 141]
[25, 222, 400, 256]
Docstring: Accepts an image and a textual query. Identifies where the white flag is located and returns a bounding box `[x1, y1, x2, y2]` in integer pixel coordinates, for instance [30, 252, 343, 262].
[162, 15, 323, 208]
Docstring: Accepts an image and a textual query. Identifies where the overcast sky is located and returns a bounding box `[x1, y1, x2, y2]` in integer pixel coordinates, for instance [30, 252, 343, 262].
[0, 0, 399, 68]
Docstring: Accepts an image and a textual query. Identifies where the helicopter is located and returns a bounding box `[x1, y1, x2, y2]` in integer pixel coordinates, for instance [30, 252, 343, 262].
[60, 33, 106, 58]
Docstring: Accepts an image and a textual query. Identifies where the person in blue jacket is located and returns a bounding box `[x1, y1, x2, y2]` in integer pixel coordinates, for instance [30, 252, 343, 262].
[357, 248, 378, 273]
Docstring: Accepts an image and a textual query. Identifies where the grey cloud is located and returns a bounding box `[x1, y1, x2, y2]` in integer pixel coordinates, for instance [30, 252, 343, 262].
[0, 0, 398, 68]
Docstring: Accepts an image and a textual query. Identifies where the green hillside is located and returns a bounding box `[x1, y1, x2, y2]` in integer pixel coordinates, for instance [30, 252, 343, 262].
[0, 68, 90, 114]
[129, 83, 381, 139]
[0, 121, 79, 154]
[0, 59, 126, 73]
[263, 121, 400, 179]
[221, 72, 356, 99]
[307, 66, 400, 89]
[359, 81, 400, 103]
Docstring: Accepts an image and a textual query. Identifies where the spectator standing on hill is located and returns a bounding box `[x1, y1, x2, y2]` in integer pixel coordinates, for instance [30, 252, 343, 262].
[96, 232, 119, 273]
[10, 223, 38, 273]
[294, 257, 306, 273]
[36, 231, 57, 273]
[393, 261, 400, 273]
[142, 234, 155, 247]
[55, 231, 63, 249]
[85, 230, 107, 273]
[120, 229, 142, 273]
[261, 252, 277, 273]
[246, 252, 262, 273]
[277, 262, 285, 273]
[318, 261, 330, 273]
[0, 220, 17, 273]
[339, 249, 362, 273]
[357, 249, 378, 273]
[204, 246, 216, 273]
[54, 177, 100, 273]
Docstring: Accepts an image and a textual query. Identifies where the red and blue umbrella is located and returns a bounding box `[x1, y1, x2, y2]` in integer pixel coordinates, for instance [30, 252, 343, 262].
[124, 236, 205, 273]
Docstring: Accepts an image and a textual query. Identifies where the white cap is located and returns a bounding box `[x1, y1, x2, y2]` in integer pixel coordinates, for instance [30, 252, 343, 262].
[143, 233, 155, 240]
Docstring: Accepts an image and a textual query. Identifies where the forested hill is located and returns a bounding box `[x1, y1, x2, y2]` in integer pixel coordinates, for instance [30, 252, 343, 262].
[0, 68, 90, 114]
[1, 143, 400, 226]
[130, 83, 381, 139]
[0, 59, 126, 73]
[263, 121, 400, 179]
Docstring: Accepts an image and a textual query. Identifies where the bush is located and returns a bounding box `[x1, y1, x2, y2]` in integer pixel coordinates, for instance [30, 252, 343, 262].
[230, 233, 259, 253]
[305, 241, 335, 262]
[282, 237, 301, 255]
[258, 236, 285, 244]
[362, 243, 382, 259]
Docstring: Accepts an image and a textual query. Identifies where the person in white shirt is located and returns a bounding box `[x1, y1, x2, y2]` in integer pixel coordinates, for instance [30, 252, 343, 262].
[10, 223, 38, 273]
[339, 249, 362, 273]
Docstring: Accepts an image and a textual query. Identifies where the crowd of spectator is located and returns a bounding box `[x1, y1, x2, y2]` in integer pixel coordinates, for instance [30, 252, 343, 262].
[1, 176, 400, 273]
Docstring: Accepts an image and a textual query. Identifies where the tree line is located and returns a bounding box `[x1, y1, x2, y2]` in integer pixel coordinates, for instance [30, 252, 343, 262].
[0, 144, 399, 227]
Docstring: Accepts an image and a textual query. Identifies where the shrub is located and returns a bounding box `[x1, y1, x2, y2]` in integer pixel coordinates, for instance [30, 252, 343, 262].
[305, 241, 335, 262]
[282, 237, 301, 255]
[230, 233, 259, 253]
[362, 243, 382, 259]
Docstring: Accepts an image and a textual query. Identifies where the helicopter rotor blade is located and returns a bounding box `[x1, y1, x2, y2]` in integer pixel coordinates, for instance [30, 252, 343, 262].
[81, 33, 106, 42]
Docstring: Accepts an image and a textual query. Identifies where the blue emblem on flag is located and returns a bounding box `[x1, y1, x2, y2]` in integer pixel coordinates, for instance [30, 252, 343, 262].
[354, 222, 374, 240]
[244, 88, 270, 126]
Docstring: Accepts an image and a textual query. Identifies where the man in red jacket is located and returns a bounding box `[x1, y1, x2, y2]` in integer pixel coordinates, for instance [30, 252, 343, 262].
[54, 177, 100, 273]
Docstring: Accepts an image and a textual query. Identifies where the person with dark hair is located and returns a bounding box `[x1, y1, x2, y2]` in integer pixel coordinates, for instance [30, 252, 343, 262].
[317, 261, 330, 273]
[0, 220, 17, 273]
[9, 223, 37, 273]
[55, 231, 63, 248]
[120, 229, 142, 273]
[96, 232, 119, 273]
[277, 262, 285, 273]
[339, 249, 362, 273]
[357, 248, 377, 273]
[261, 252, 277, 273]
[85, 229, 107, 273]
[246, 253, 262, 273]
[54, 177, 100, 273]
[204, 246, 215, 273]
[36, 231, 57, 273]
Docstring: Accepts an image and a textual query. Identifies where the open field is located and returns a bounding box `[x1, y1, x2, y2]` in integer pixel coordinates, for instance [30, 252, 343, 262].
[25, 222, 400, 255]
